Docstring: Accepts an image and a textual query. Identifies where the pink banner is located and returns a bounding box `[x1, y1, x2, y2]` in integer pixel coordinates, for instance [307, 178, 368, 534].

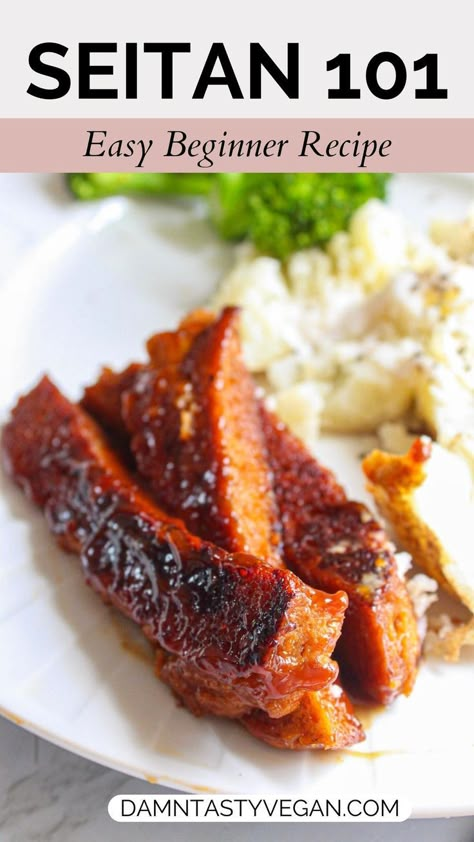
[0, 119, 472, 172]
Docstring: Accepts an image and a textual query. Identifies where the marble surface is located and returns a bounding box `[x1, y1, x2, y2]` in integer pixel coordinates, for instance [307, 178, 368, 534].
[0, 175, 473, 840]
[1, 718, 474, 841]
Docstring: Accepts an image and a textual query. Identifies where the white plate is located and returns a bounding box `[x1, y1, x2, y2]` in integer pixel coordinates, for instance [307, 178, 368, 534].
[0, 175, 473, 816]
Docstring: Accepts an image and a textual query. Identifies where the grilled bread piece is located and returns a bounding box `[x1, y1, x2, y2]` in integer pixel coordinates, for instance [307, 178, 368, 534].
[122, 308, 282, 565]
[2, 377, 348, 721]
[83, 313, 364, 748]
[363, 438, 474, 614]
[261, 408, 420, 704]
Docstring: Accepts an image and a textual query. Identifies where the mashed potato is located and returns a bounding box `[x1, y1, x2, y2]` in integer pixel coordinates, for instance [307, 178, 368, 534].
[212, 200, 474, 458]
[431, 205, 474, 264]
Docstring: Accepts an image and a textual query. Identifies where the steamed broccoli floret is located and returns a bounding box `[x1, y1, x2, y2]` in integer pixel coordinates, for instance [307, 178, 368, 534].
[207, 173, 258, 241]
[240, 173, 390, 259]
[68, 172, 391, 259]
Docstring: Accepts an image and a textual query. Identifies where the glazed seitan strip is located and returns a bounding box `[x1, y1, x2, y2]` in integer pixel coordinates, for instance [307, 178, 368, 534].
[123, 308, 282, 565]
[2, 377, 346, 720]
[260, 407, 420, 705]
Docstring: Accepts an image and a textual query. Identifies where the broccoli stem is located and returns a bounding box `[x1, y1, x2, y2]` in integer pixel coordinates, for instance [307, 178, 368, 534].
[67, 172, 215, 200]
